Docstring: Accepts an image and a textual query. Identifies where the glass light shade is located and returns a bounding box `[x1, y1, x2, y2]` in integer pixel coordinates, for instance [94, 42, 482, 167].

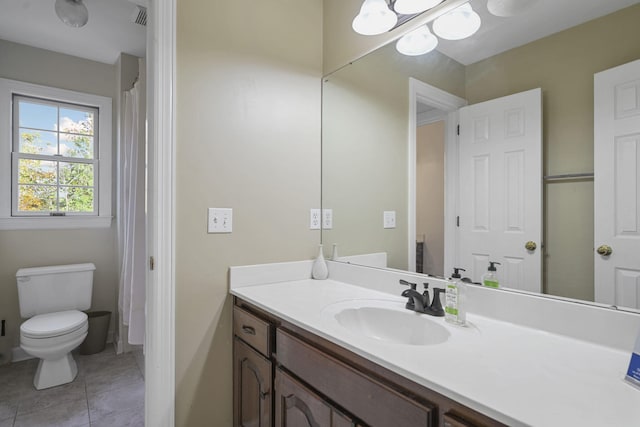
[396, 25, 439, 56]
[487, 0, 536, 17]
[352, 0, 398, 36]
[394, 0, 444, 15]
[55, 0, 89, 28]
[432, 3, 481, 40]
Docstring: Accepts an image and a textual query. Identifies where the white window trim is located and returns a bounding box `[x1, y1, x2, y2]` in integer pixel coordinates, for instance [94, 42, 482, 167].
[0, 78, 112, 230]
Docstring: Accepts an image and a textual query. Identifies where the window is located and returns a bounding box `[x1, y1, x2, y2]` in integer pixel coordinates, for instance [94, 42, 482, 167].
[13, 96, 99, 215]
[0, 78, 112, 229]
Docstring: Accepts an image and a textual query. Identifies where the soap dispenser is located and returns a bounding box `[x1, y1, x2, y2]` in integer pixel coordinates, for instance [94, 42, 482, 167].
[482, 262, 501, 288]
[445, 267, 467, 326]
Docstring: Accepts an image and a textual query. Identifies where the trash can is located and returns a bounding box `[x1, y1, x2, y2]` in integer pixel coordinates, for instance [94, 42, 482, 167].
[79, 311, 111, 355]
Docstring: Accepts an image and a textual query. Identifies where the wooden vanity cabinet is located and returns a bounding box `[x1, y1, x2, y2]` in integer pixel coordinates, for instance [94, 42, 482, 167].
[233, 298, 506, 427]
[233, 304, 277, 427]
[275, 368, 357, 427]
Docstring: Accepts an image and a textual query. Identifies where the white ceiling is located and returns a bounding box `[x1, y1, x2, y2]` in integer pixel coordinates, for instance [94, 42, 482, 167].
[436, 0, 640, 65]
[0, 0, 147, 64]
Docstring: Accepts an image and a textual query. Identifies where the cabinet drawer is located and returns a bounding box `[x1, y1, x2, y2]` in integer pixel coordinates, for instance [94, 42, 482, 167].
[234, 306, 272, 357]
[443, 413, 482, 427]
[277, 329, 435, 427]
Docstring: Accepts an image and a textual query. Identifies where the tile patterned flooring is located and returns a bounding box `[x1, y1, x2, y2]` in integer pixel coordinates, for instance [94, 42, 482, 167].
[0, 347, 144, 427]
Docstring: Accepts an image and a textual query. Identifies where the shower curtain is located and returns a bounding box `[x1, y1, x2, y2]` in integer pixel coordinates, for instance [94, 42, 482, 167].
[118, 81, 146, 346]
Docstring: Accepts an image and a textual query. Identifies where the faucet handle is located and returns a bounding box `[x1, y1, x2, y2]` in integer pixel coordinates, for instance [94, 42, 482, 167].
[429, 288, 446, 317]
[399, 279, 417, 291]
[400, 280, 418, 310]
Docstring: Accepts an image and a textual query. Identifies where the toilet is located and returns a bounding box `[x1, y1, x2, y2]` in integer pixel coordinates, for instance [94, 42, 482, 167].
[16, 263, 95, 390]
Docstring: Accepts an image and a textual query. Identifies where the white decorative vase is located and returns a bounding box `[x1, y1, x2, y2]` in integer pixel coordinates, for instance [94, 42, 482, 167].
[312, 244, 329, 280]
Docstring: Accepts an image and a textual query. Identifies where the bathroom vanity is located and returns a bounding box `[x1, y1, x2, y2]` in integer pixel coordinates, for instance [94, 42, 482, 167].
[234, 299, 503, 427]
[230, 260, 640, 427]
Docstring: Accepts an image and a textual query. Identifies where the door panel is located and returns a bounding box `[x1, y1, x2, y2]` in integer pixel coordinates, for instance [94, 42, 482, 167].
[458, 88, 542, 292]
[234, 338, 272, 427]
[275, 369, 331, 427]
[594, 59, 640, 309]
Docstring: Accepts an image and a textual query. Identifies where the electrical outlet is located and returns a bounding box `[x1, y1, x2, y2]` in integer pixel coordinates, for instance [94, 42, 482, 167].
[208, 208, 233, 233]
[322, 208, 333, 229]
[310, 209, 321, 230]
[383, 210, 396, 229]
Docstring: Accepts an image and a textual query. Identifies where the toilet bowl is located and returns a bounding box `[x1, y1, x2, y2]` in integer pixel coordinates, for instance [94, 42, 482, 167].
[20, 310, 88, 390]
[16, 263, 95, 390]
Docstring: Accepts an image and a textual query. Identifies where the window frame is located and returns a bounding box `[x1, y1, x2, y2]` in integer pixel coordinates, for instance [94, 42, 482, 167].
[0, 78, 112, 229]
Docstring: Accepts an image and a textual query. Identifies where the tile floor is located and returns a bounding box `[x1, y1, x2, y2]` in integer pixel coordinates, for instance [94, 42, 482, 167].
[0, 347, 144, 427]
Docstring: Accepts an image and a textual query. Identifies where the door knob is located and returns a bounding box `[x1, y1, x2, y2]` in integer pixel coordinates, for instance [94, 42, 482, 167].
[597, 245, 613, 256]
[525, 241, 537, 251]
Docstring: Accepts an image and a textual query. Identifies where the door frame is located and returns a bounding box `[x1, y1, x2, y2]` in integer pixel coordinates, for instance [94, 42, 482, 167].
[408, 78, 467, 275]
[146, 0, 176, 426]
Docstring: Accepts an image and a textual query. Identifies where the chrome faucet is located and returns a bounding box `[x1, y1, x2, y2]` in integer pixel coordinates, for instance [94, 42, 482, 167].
[399, 280, 445, 317]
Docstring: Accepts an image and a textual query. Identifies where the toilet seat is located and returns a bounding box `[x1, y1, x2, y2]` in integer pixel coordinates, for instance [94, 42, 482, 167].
[21, 310, 87, 339]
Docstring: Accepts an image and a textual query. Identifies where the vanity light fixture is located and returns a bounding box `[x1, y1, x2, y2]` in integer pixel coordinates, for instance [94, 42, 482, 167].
[487, 0, 537, 17]
[396, 25, 439, 56]
[432, 3, 481, 40]
[54, 0, 89, 28]
[352, 0, 398, 36]
[394, 0, 445, 15]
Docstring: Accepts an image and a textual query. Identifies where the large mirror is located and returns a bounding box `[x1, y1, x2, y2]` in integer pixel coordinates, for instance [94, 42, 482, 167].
[322, 0, 640, 311]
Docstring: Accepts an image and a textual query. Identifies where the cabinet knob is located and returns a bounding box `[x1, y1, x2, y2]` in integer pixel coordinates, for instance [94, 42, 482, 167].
[241, 325, 256, 335]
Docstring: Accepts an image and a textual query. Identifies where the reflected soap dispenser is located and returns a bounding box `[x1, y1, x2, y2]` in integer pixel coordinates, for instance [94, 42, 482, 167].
[482, 262, 501, 288]
[445, 267, 467, 326]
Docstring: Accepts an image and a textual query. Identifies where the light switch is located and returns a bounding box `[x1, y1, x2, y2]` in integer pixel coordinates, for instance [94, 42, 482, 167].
[383, 210, 396, 229]
[208, 208, 233, 233]
[310, 209, 321, 230]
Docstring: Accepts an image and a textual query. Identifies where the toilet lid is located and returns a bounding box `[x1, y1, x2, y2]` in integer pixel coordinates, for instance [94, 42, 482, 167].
[21, 310, 87, 338]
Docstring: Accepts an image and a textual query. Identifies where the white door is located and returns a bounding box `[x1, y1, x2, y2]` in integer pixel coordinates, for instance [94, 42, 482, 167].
[594, 59, 640, 309]
[458, 88, 542, 292]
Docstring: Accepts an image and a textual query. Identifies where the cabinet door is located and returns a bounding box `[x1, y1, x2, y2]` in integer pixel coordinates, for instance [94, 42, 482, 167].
[234, 338, 273, 427]
[275, 369, 332, 427]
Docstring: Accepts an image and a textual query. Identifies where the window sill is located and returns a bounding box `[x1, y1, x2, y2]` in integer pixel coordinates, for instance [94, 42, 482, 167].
[0, 216, 113, 230]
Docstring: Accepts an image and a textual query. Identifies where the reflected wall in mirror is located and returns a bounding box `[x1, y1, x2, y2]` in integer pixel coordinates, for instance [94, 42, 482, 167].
[322, 0, 640, 310]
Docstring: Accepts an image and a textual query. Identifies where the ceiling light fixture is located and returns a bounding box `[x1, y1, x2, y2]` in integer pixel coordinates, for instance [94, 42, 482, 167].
[394, 0, 444, 15]
[432, 3, 481, 40]
[352, 0, 398, 36]
[396, 25, 439, 56]
[55, 0, 89, 28]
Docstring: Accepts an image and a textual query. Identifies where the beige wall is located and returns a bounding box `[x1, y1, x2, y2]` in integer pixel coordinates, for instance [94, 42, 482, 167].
[322, 43, 464, 270]
[175, 0, 322, 425]
[0, 39, 119, 351]
[465, 4, 640, 301]
[416, 121, 445, 277]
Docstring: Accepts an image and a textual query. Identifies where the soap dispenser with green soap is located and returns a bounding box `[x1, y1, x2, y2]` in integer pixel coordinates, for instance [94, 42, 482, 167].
[482, 261, 501, 288]
[445, 267, 467, 326]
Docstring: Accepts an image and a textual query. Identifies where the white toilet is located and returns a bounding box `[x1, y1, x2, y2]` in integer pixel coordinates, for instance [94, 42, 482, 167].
[16, 263, 95, 390]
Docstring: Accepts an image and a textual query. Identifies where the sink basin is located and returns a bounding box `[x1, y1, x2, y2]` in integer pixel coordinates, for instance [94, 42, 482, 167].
[321, 299, 451, 346]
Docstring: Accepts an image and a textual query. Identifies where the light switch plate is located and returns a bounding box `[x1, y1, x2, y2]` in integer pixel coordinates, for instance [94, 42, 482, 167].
[322, 208, 333, 230]
[310, 209, 321, 230]
[208, 208, 233, 233]
[383, 210, 396, 229]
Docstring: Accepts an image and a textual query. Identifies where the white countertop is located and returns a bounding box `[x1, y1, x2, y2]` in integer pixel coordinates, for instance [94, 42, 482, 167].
[231, 278, 640, 427]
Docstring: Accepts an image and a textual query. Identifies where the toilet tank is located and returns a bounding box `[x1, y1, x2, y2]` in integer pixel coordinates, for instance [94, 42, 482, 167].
[16, 263, 95, 318]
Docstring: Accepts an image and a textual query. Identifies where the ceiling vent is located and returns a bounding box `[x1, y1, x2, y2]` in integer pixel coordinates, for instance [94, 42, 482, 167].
[132, 6, 147, 26]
